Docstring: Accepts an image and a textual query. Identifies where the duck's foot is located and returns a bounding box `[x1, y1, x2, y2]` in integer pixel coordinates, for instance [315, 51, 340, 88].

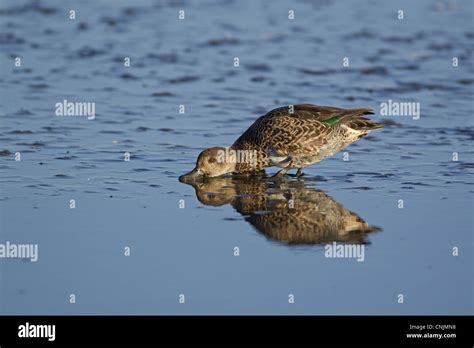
[271, 162, 293, 178]
[296, 168, 304, 177]
[271, 168, 288, 178]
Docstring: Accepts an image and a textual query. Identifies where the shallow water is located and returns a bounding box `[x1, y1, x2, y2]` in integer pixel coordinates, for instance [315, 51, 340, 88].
[0, 0, 473, 314]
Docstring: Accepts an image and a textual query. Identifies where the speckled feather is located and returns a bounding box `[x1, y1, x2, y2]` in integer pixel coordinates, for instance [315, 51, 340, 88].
[231, 104, 383, 173]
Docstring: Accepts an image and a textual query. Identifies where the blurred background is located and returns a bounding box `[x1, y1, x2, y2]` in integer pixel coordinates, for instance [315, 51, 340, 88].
[0, 0, 472, 314]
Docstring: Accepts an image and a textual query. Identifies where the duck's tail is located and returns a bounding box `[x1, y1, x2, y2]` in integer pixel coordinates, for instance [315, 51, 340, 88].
[345, 116, 384, 131]
[333, 108, 383, 131]
[321, 108, 382, 129]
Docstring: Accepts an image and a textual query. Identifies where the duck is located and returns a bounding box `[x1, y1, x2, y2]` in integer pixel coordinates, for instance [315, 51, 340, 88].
[179, 176, 381, 245]
[179, 104, 383, 180]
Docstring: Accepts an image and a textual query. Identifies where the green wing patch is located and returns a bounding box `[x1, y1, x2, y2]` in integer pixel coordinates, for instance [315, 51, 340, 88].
[321, 115, 343, 126]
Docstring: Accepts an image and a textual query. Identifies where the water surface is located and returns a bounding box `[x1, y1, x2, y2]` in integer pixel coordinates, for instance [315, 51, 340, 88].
[0, 0, 472, 314]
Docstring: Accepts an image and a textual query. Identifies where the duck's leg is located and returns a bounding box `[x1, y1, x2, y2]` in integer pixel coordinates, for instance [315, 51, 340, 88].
[271, 162, 293, 178]
[296, 168, 304, 177]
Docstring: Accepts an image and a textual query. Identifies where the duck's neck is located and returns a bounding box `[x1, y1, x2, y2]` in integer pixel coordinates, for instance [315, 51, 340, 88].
[226, 146, 260, 174]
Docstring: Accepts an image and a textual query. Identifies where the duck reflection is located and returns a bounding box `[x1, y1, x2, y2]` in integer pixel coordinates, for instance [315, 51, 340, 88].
[179, 176, 381, 245]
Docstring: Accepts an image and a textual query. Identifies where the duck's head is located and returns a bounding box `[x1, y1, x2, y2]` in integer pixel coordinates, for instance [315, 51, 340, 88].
[179, 147, 236, 182]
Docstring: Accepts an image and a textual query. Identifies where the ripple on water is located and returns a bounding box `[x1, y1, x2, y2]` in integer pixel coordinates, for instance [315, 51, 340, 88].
[1, 2, 57, 15]
[41, 126, 77, 133]
[457, 162, 474, 169]
[454, 128, 474, 140]
[8, 130, 33, 134]
[401, 182, 432, 186]
[55, 155, 77, 160]
[203, 37, 240, 47]
[28, 83, 49, 91]
[146, 52, 179, 63]
[119, 73, 138, 80]
[0, 32, 26, 44]
[395, 64, 420, 71]
[16, 142, 45, 147]
[167, 144, 192, 150]
[73, 46, 106, 59]
[344, 186, 373, 191]
[457, 79, 474, 85]
[0, 150, 13, 156]
[135, 126, 151, 132]
[359, 66, 389, 76]
[298, 67, 338, 76]
[151, 91, 175, 97]
[74, 163, 97, 169]
[250, 76, 268, 83]
[77, 22, 89, 31]
[158, 128, 175, 133]
[382, 35, 415, 44]
[99, 130, 124, 134]
[54, 174, 74, 179]
[244, 63, 272, 72]
[167, 76, 200, 84]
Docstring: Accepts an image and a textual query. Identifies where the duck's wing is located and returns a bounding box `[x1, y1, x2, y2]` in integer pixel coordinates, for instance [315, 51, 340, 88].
[231, 104, 381, 169]
[283, 104, 375, 124]
[233, 104, 374, 158]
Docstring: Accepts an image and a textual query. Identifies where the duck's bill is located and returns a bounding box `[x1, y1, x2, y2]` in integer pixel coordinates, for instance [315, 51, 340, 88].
[179, 168, 203, 182]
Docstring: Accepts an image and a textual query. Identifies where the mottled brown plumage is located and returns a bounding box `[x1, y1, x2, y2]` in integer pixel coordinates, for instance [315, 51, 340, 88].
[180, 104, 383, 179]
[232, 104, 383, 173]
[180, 176, 381, 245]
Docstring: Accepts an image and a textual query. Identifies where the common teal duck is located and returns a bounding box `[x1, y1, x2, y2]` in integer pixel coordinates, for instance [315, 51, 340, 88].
[180, 104, 383, 179]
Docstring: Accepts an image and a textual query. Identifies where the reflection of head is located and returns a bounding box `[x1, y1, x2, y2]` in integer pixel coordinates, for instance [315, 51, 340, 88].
[193, 179, 237, 206]
[180, 176, 381, 245]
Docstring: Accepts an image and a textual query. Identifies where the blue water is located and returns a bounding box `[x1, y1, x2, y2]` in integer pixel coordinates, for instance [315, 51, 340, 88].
[0, 0, 472, 314]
